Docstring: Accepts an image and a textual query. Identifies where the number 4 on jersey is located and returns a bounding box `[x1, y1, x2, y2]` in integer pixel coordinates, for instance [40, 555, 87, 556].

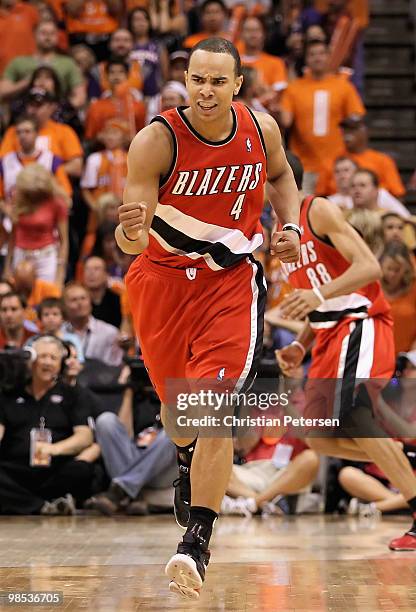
[230, 193, 246, 220]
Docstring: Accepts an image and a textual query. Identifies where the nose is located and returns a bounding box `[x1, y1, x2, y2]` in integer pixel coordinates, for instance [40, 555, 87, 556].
[200, 83, 214, 98]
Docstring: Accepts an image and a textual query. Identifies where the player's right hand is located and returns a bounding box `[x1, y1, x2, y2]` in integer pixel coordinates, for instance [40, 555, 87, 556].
[275, 343, 304, 376]
[118, 201, 147, 241]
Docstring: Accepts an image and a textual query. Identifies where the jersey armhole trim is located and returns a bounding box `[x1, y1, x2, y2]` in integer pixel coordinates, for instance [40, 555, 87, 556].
[245, 106, 267, 158]
[306, 196, 336, 248]
[150, 115, 178, 188]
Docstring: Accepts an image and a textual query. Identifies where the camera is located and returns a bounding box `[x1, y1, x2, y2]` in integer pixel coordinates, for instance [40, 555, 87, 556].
[0, 348, 31, 393]
[123, 355, 158, 401]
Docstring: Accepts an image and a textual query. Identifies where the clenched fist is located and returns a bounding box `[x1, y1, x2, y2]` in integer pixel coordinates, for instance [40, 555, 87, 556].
[270, 230, 300, 263]
[119, 201, 147, 241]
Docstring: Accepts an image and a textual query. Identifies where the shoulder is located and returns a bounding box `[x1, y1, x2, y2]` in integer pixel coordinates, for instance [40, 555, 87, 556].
[128, 121, 173, 168]
[309, 196, 347, 233]
[251, 111, 281, 155]
[91, 316, 118, 337]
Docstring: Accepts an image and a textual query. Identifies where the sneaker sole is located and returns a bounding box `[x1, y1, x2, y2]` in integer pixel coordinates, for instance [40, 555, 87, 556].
[173, 506, 189, 530]
[165, 553, 203, 591]
[168, 581, 200, 600]
[389, 545, 416, 551]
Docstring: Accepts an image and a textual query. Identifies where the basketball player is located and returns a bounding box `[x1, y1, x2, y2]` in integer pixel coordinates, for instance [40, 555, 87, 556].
[116, 39, 300, 599]
[276, 153, 416, 552]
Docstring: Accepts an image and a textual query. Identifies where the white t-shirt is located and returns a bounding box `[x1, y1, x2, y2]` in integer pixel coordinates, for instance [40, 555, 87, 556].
[328, 189, 410, 218]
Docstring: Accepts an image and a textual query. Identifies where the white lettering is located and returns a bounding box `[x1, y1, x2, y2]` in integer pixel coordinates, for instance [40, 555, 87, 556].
[195, 168, 213, 196]
[248, 162, 263, 190]
[184, 170, 199, 196]
[223, 165, 240, 193]
[171, 171, 190, 195]
[209, 166, 227, 194]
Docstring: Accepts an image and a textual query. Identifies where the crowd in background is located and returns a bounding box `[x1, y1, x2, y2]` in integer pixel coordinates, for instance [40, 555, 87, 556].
[0, 0, 416, 519]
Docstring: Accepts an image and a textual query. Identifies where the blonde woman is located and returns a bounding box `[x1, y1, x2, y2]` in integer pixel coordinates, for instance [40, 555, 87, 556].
[5, 164, 69, 288]
[345, 208, 385, 257]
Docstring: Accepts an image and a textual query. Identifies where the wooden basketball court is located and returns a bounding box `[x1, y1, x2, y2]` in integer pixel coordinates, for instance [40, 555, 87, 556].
[0, 514, 415, 610]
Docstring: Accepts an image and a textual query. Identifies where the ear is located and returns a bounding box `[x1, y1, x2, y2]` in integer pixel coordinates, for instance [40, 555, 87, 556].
[233, 74, 243, 96]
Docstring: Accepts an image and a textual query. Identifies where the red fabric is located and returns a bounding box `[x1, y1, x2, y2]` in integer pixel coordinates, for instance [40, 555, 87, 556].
[0, 327, 35, 349]
[15, 197, 68, 250]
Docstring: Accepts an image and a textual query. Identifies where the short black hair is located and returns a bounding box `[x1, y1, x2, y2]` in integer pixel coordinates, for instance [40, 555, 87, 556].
[305, 39, 328, 54]
[15, 114, 39, 131]
[286, 151, 303, 190]
[189, 37, 242, 77]
[0, 291, 26, 309]
[106, 57, 129, 74]
[201, 0, 227, 14]
[354, 168, 379, 188]
[38, 297, 64, 318]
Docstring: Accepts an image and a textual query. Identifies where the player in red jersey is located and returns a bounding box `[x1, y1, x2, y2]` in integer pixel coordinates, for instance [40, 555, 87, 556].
[115, 38, 300, 599]
[276, 153, 416, 552]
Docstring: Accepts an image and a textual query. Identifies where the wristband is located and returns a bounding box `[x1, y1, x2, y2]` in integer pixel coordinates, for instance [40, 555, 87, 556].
[121, 226, 137, 242]
[290, 340, 306, 357]
[282, 223, 301, 240]
[312, 286, 325, 305]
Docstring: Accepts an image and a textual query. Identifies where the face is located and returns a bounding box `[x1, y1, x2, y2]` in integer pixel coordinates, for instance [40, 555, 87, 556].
[26, 100, 55, 124]
[16, 120, 37, 152]
[63, 287, 91, 320]
[110, 29, 133, 56]
[305, 44, 329, 73]
[64, 345, 83, 380]
[36, 22, 58, 52]
[241, 18, 264, 50]
[383, 216, 405, 243]
[381, 256, 406, 289]
[0, 283, 13, 297]
[72, 47, 95, 72]
[32, 340, 62, 384]
[131, 10, 150, 37]
[161, 89, 184, 111]
[100, 126, 125, 150]
[33, 71, 56, 94]
[334, 159, 357, 192]
[107, 64, 128, 88]
[0, 296, 24, 332]
[185, 50, 242, 123]
[287, 31, 304, 56]
[202, 3, 226, 33]
[170, 60, 187, 84]
[342, 124, 366, 150]
[40, 307, 63, 334]
[305, 25, 326, 42]
[351, 173, 378, 209]
[83, 258, 108, 289]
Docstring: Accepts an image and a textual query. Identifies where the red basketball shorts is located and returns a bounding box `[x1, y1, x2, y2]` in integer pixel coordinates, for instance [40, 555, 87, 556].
[125, 255, 267, 404]
[305, 316, 395, 423]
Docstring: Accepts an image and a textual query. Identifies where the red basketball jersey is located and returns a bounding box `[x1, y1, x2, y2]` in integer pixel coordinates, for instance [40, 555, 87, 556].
[146, 102, 267, 270]
[282, 196, 391, 331]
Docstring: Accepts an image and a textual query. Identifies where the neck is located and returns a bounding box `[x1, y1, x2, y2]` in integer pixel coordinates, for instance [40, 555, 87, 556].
[186, 106, 234, 142]
[311, 70, 328, 80]
[244, 44, 260, 56]
[71, 315, 90, 331]
[6, 327, 23, 343]
[135, 35, 148, 44]
[30, 378, 54, 401]
[20, 147, 37, 158]
[339, 186, 350, 196]
[89, 286, 106, 303]
[37, 49, 55, 60]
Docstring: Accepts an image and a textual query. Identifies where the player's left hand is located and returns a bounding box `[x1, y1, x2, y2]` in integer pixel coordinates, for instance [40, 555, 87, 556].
[280, 289, 321, 320]
[270, 230, 300, 263]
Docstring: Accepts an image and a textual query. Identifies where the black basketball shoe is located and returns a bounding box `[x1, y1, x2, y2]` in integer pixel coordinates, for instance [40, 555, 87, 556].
[173, 464, 191, 529]
[165, 531, 210, 600]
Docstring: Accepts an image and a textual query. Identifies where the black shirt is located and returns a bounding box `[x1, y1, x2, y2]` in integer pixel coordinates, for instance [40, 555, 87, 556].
[91, 288, 122, 329]
[0, 382, 91, 464]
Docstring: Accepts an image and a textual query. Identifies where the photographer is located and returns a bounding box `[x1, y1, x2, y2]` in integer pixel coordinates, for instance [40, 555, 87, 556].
[0, 336, 94, 515]
[85, 358, 176, 516]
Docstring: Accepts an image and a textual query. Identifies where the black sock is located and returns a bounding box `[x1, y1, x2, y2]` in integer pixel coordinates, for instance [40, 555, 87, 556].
[403, 444, 416, 469]
[185, 506, 218, 550]
[405, 496, 416, 533]
[176, 438, 197, 472]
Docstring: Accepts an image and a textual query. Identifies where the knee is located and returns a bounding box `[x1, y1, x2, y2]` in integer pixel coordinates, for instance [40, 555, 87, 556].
[95, 412, 118, 437]
[338, 466, 358, 488]
[305, 437, 329, 454]
[298, 449, 320, 474]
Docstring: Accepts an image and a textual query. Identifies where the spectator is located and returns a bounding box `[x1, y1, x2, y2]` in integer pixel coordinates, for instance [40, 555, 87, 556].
[380, 241, 416, 354]
[328, 157, 410, 217]
[12, 260, 61, 323]
[345, 208, 384, 257]
[279, 39, 364, 193]
[4, 164, 69, 287]
[0, 19, 85, 109]
[0, 115, 72, 202]
[381, 213, 406, 245]
[0, 0, 39, 76]
[351, 168, 384, 212]
[91, 220, 129, 280]
[146, 80, 188, 122]
[0, 280, 38, 331]
[148, 0, 187, 39]
[234, 66, 267, 113]
[70, 44, 102, 101]
[128, 7, 169, 97]
[83, 256, 122, 329]
[98, 28, 143, 92]
[0, 335, 94, 515]
[0, 88, 83, 178]
[236, 15, 287, 108]
[65, 0, 122, 62]
[62, 282, 123, 366]
[283, 29, 304, 83]
[37, 297, 84, 362]
[0, 291, 36, 348]
[340, 115, 405, 198]
[96, 192, 120, 225]
[85, 58, 146, 142]
[168, 50, 188, 85]
[183, 0, 230, 48]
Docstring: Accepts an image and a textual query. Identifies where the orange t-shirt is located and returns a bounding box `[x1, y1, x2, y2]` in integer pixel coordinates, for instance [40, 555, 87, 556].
[85, 94, 146, 140]
[386, 281, 416, 354]
[183, 31, 231, 49]
[25, 279, 61, 322]
[0, 120, 83, 162]
[98, 60, 143, 93]
[65, 0, 119, 35]
[0, 2, 39, 75]
[280, 74, 365, 175]
[348, 149, 405, 198]
[236, 43, 288, 91]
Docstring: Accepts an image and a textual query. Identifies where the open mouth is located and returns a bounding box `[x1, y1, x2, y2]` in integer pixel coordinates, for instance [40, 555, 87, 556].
[197, 102, 217, 112]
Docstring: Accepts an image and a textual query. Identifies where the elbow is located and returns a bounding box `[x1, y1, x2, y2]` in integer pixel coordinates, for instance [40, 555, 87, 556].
[366, 259, 382, 283]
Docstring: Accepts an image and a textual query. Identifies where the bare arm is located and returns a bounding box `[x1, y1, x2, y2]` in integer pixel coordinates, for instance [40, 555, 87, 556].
[56, 218, 69, 289]
[52, 426, 93, 456]
[69, 83, 87, 109]
[118, 387, 134, 438]
[63, 157, 83, 178]
[116, 122, 172, 254]
[0, 77, 31, 102]
[0, 423, 4, 444]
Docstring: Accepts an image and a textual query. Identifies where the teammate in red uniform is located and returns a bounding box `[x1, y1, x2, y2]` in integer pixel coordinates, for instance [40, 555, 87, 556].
[277, 153, 416, 552]
[115, 38, 300, 599]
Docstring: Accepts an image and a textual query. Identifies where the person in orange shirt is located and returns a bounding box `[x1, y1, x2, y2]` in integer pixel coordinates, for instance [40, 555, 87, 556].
[85, 59, 146, 141]
[236, 16, 287, 108]
[11, 259, 61, 323]
[0, 0, 39, 76]
[98, 28, 143, 92]
[65, 0, 122, 61]
[340, 115, 406, 198]
[279, 39, 365, 193]
[0, 88, 83, 178]
[183, 0, 230, 48]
